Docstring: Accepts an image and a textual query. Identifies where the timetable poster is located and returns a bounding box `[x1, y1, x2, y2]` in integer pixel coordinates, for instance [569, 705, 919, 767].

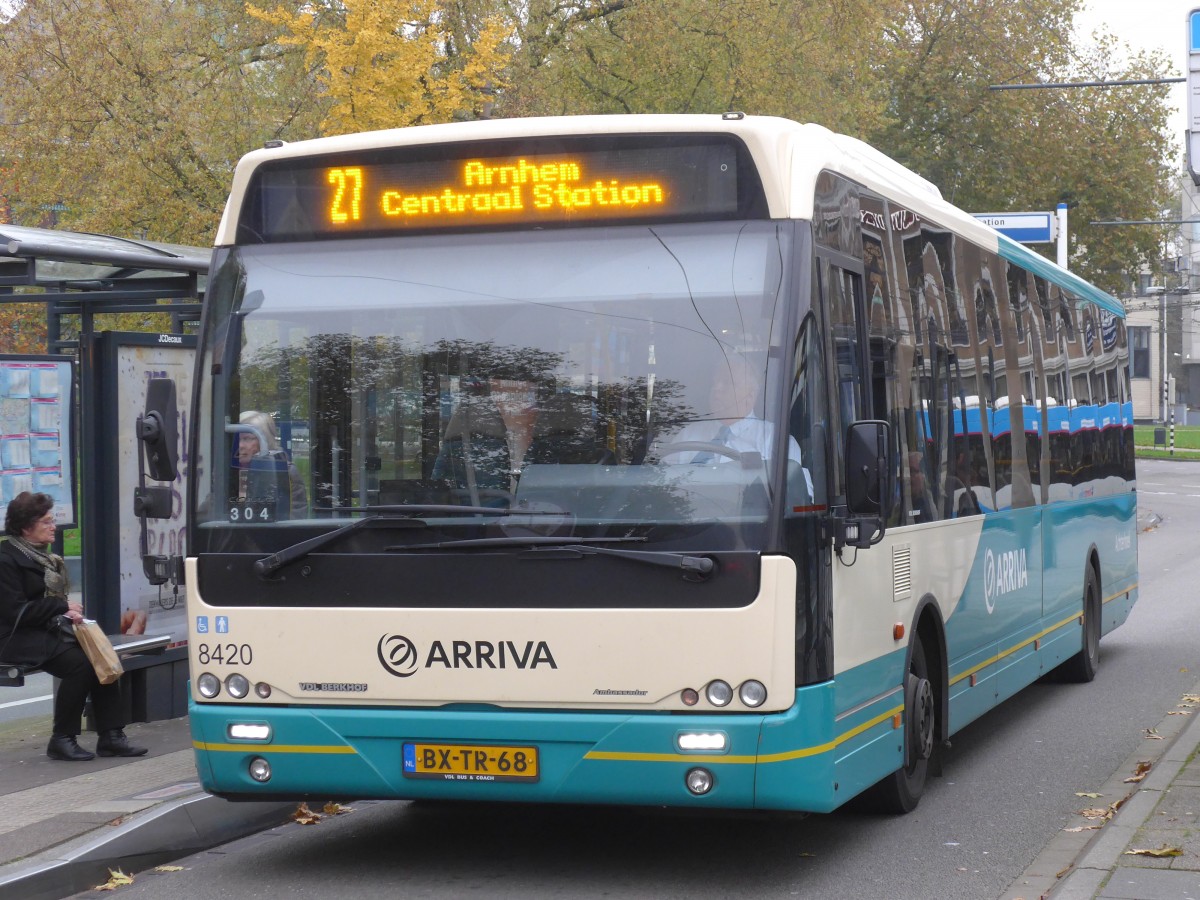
[0, 357, 75, 525]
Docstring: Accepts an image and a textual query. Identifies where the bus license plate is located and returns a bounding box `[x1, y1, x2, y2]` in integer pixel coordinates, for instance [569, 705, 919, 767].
[402, 742, 539, 783]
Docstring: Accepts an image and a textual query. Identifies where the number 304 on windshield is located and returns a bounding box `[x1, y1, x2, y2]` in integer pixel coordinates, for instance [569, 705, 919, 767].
[227, 501, 276, 523]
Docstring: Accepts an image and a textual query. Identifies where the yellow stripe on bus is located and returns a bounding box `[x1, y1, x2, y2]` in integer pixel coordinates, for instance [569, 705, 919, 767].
[194, 740, 357, 754]
[584, 704, 904, 766]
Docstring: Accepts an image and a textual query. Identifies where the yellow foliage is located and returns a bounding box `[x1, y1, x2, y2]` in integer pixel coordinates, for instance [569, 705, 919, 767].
[249, 0, 513, 135]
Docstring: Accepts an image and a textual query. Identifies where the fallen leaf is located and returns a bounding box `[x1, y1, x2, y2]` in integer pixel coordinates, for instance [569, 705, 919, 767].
[1168, 710, 1192, 716]
[153, 865, 185, 872]
[292, 802, 322, 825]
[1125, 761, 1153, 784]
[1144, 728, 1164, 740]
[94, 869, 134, 891]
[1080, 807, 1110, 819]
[1125, 845, 1183, 858]
[1075, 792, 1102, 798]
[322, 801, 353, 816]
[1064, 825, 1103, 832]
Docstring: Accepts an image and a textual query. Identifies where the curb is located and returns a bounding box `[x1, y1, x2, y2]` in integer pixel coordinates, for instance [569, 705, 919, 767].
[1049, 697, 1200, 899]
[1002, 681, 1200, 900]
[0, 793, 295, 900]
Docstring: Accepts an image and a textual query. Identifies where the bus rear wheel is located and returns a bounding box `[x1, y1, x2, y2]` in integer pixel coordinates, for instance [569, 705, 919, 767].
[870, 633, 935, 814]
[1059, 565, 1101, 683]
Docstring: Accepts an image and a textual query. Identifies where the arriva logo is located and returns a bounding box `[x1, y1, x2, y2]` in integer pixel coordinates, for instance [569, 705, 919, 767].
[377, 634, 557, 678]
[983, 547, 1029, 614]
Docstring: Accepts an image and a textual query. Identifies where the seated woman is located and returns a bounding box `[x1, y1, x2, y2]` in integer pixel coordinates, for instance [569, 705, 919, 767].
[0, 492, 147, 761]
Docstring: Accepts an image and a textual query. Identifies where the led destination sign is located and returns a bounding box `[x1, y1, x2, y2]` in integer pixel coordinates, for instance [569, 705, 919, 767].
[240, 136, 763, 242]
[329, 158, 667, 224]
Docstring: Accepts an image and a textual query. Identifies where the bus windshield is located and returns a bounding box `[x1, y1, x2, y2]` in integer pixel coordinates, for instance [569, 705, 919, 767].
[194, 220, 798, 551]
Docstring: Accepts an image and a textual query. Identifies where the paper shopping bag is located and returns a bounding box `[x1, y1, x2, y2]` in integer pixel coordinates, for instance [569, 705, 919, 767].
[74, 620, 124, 685]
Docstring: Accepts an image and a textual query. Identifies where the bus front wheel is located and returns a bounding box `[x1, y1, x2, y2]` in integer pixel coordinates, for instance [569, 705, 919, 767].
[869, 633, 935, 814]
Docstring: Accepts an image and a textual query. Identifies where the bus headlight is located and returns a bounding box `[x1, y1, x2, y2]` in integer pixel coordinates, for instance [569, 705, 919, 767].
[197, 673, 221, 698]
[226, 673, 250, 699]
[705, 680, 732, 707]
[739, 680, 767, 708]
[248, 757, 272, 783]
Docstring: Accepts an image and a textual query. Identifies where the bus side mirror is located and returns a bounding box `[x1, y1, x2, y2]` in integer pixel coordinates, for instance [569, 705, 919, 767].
[845, 420, 891, 515]
[831, 420, 891, 552]
[140, 378, 179, 482]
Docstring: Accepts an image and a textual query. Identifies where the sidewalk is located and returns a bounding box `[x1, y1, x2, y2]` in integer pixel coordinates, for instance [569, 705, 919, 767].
[1023, 680, 1200, 900]
[0, 711, 294, 899]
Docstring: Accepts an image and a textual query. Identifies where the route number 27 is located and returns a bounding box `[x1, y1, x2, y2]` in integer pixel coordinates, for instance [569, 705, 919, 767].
[328, 167, 363, 224]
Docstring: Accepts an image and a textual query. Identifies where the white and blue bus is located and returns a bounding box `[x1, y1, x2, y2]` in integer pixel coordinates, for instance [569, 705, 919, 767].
[183, 114, 1137, 813]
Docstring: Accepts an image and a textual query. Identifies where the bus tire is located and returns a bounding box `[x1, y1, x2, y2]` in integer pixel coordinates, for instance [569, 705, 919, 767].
[1059, 565, 1101, 683]
[870, 633, 935, 814]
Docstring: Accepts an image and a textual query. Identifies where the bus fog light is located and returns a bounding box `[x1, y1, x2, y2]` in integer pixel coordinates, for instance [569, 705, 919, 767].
[255, 682, 272, 699]
[677, 732, 727, 752]
[739, 680, 767, 708]
[685, 767, 714, 795]
[197, 673, 221, 698]
[226, 674, 250, 699]
[248, 757, 271, 783]
[705, 680, 732, 707]
[681, 688, 699, 706]
[228, 723, 272, 742]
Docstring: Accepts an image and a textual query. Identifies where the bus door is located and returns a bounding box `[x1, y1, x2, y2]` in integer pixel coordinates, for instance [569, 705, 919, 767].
[784, 250, 869, 686]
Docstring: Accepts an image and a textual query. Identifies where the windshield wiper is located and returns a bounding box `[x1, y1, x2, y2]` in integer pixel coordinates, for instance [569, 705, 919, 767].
[253, 514, 425, 577]
[254, 506, 568, 577]
[388, 536, 714, 577]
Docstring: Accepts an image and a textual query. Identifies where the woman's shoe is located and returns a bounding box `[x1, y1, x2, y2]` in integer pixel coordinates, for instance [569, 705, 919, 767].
[95, 729, 148, 758]
[46, 734, 95, 761]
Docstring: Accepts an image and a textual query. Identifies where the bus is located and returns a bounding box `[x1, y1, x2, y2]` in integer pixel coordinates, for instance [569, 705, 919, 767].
[178, 114, 1137, 813]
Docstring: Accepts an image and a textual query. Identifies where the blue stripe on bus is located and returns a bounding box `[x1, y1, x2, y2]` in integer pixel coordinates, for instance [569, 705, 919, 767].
[996, 235, 1123, 317]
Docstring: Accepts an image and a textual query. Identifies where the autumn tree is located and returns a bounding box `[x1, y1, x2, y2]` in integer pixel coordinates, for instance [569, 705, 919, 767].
[248, 0, 514, 134]
[872, 0, 1175, 293]
[502, 0, 892, 133]
[0, 0, 326, 245]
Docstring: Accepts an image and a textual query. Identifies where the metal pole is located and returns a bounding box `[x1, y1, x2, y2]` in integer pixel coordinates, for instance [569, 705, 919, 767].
[1057, 203, 1068, 269]
[1163, 293, 1169, 425]
[1170, 375, 1177, 455]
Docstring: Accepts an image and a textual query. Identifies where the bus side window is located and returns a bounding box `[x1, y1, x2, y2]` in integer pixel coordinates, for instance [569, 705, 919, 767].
[788, 313, 825, 513]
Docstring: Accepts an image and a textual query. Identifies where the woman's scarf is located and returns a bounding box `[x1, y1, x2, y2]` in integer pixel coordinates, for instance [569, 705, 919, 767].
[9, 535, 70, 602]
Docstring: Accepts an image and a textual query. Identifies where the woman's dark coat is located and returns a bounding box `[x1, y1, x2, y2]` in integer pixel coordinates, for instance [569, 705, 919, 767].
[0, 540, 67, 666]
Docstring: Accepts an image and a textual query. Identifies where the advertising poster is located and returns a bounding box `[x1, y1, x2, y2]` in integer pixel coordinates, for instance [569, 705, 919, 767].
[115, 339, 194, 648]
[0, 356, 75, 525]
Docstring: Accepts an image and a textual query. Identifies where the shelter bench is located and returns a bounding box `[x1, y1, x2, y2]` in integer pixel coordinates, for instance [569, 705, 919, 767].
[0, 632, 170, 687]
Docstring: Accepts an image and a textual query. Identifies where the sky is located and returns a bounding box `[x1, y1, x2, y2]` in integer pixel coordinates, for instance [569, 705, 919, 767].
[1075, 0, 1195, 147]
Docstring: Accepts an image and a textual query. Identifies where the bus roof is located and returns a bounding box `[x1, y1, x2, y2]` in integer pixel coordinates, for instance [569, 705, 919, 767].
[216, 114, 1122, 317]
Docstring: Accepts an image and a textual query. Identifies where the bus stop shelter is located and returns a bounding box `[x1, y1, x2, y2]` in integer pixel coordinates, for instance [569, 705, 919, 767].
[0, 223, 206, 719]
